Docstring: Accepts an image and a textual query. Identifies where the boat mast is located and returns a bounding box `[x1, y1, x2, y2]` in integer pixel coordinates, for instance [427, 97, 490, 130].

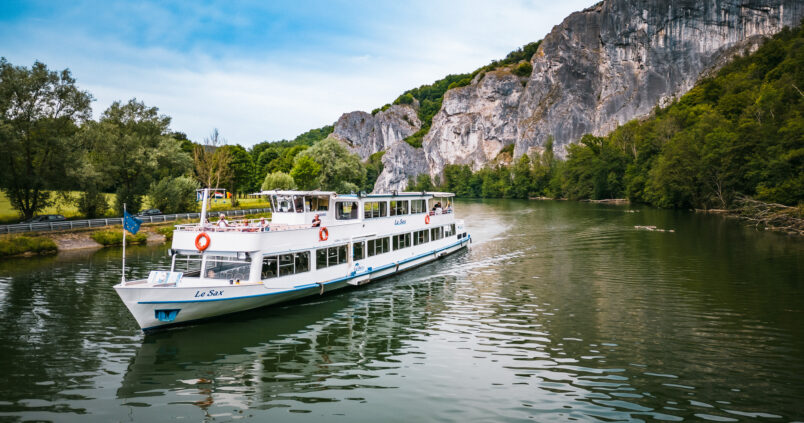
[199, 188, 210, 226]
[122, 203, 126, 284]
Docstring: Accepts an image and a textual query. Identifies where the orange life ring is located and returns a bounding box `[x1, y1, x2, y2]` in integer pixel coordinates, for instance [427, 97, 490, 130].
[319, 227, 329, 241]
[195, 232, 211, 251]
[425, 215, 430, 225]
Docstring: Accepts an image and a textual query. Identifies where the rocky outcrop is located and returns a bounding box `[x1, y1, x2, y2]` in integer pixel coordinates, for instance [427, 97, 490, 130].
[373, 141, 428, 192]
[424, 70, 527, 176]
[332, 105, 421, 160]
[417, 0, 804, 181]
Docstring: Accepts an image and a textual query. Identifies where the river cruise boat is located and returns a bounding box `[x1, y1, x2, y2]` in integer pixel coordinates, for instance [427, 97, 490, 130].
[114, 190, 470, 331]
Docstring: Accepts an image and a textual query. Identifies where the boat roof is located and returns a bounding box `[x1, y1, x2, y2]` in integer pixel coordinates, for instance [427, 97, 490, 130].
[258, 190, 336, 196]
[257, 190, 455, 198]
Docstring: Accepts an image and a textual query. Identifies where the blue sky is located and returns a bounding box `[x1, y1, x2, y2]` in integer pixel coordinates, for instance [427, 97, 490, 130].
[1, 0, 594, 146]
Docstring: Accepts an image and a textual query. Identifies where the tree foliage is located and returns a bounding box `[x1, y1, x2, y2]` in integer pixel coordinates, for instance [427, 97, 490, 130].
[79, 99, 190, 214]
[295, 137, 366, 193]
[148, 175, 199, 213]
[0, 58, 93, 219]
[261, 171, 297, 191]
[194, 128, 232, 192]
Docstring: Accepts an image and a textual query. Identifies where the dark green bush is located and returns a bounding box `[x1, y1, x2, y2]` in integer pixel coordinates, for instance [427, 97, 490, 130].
[513, 62, 533, 77]
[0, 236, 58, 257]
[91, 230, 147, 246]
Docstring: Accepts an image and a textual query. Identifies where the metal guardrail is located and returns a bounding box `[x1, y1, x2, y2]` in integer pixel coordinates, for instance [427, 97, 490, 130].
[0, 208, 271, 235]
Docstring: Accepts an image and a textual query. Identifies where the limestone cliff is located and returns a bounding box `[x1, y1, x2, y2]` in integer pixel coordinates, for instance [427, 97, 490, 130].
[418, 0, 804, 182]
[373, 141, 429, 192]
[332, 105, 421, 160]
[340, 0, 804, 192]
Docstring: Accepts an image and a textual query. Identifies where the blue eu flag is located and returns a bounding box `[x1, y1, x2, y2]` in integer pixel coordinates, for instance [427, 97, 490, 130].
[123, 211, 142, 234]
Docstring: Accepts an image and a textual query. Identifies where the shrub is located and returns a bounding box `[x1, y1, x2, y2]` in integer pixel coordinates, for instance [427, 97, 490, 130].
[0, 236, 58, 257]
[148, 176, 200, 214]
[261, 171, 297, 191]
[156, 226, 174, 241]
[403, 126, 429, 149]
[394, 93, 415, 105]
[447, 77, 472, 90]
[513, 61, 533, 77]
[91, 230, 148, 246]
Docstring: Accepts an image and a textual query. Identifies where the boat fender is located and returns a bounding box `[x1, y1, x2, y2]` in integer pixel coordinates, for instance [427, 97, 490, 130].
[424, 215, 430, 225]
[319, 227, 329, 241]
[317, 282, 325, 295]
[195, 232, 211, 251]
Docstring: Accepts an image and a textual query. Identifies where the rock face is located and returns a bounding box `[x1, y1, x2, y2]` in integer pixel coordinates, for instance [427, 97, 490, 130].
[332, 105, 421, 160]
[373, 142, 429, 192]
[415, 0, 804, 181]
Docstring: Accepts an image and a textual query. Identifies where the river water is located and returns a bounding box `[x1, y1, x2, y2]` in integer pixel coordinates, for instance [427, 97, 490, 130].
[0, 200, 802, 422]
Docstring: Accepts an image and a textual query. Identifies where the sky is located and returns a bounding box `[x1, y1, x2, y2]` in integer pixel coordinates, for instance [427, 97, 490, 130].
[0, 0, 595, 147]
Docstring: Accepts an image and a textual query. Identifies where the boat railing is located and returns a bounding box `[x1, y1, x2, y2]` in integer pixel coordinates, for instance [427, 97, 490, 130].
[174, 219, 313, 233]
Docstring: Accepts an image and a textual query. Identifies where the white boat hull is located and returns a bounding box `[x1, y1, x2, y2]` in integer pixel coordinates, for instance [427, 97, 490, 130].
[115, 237, 470, 331]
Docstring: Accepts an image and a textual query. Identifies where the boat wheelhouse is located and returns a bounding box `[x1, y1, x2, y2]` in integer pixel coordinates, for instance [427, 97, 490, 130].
[114, 190, 470, 330]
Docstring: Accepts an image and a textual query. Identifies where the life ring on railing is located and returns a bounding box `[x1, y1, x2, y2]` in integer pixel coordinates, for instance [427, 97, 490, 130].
[319, 227, 329, 241]
[195, 232, 211, 251]
[424, 215, 430, 225]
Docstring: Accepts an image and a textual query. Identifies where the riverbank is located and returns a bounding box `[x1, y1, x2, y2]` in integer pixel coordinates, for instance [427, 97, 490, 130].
[0, 211, 272, 259]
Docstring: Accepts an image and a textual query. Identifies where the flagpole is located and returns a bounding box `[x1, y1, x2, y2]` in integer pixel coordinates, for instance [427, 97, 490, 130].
[122, 203, 126, 284]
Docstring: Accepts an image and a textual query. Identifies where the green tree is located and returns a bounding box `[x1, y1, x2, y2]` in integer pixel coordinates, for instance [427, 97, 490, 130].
[511, 154, 532, 198]
[148, 176, 200, 213]
[363, 151, 385, 192]
[80, 99, 188, 214]
[290, 155, 322, 190]
[261, 172, 297, 191]
[296, 137, 365, 192]
[0, 59, 93, 219]
[224, 144, 255, 205]
[194, 128, 232, 193]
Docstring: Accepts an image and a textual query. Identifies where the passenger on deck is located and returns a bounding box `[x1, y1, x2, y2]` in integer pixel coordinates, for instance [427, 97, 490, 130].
[434, 202, 442, 214]
[217, 213, 228, 228]
[311, 214, 321, 227]
[446, 201, 452, 213]
[260, 217, 269, 231]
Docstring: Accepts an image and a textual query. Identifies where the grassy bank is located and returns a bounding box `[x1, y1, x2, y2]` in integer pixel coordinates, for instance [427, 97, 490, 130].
[90, 230, 148, 246]
[0, 235, 58, 257]
[1, 191, 271, 224]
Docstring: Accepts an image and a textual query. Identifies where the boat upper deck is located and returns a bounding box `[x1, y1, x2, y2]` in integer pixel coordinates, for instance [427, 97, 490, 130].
[174, 190, 456, 234]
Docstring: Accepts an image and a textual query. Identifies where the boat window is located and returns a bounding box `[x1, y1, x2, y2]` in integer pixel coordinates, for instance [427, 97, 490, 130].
[205, 255, 250, 281]
[367, 237, 390, 257]
[393, 233, 411, 250]
[310, 195, 329, 211]
[410, 199, 427, 214]
[273, 195, 295, 213]
[174, 253, 202, 276]
[363, 201, 388, 219]
[431, 226, 444, 241]
[390, 200, 409, 216]
[444, 224, 456, 237]
[353, 241, 365, 260]
[335, 201, 359, 220]
[293, 196, 305, 213]
[262, 251, 309, 279]
[413, 229, 430, 246]
[316, 245, 348, 269]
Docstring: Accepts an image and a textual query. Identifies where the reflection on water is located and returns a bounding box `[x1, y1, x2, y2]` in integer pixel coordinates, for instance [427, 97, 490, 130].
[1, 200, 803, 421]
